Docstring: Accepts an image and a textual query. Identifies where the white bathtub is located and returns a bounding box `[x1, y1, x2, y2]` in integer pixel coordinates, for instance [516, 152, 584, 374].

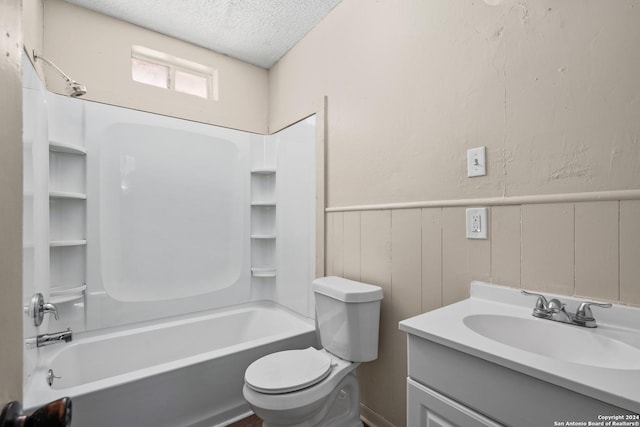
[25, 302, 316, 427]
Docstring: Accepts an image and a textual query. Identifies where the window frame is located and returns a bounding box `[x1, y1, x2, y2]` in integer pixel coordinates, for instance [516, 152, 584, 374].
[131, 45, 218, 101]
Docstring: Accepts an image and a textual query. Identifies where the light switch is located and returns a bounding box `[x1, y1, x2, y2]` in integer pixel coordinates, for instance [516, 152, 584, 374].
[467, 147, 486, 177]
[466, 208, 488, 239]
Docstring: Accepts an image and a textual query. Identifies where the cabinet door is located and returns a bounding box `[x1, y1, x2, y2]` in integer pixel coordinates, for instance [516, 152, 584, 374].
[408, 379, 503, 427]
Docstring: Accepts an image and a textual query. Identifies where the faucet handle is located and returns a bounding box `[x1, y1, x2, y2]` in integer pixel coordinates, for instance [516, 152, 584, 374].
[521, 290, 550, 317]
[574, 301, 612, 322]
[43, 302, 59, 320]
[27, 293, 59, 327]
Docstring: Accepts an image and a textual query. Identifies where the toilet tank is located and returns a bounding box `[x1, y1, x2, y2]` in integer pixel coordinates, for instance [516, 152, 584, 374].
[313, 277, 383, 362]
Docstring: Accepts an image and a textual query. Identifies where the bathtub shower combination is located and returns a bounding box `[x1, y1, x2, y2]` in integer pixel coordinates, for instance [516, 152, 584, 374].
[22, 57, 318, 426]
[32, 303, 315, 426]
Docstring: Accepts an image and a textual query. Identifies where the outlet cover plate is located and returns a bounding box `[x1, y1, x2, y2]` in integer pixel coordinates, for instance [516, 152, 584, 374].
[466, 207, 488, 239]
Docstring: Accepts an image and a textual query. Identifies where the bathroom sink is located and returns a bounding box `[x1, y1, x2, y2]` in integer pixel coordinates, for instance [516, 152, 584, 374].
[400, 282, 640, 414]
[463, 314, 640, 370]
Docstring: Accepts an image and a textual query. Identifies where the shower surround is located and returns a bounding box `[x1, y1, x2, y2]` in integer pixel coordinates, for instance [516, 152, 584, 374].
[22, 57, 319, 425]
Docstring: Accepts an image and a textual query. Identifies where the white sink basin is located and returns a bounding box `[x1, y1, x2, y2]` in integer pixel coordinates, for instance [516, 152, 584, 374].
[399, 282, 640, 413]
[463, 314, 640, 370]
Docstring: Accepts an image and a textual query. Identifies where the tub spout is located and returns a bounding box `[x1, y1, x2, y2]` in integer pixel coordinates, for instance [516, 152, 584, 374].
[36, 328, 73, 348]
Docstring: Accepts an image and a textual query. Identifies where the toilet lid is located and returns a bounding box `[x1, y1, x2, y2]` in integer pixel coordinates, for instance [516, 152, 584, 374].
[245, 347, 333, 394]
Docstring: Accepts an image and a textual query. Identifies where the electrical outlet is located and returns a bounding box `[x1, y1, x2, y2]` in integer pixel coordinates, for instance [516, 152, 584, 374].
[466, 208, 488, 239]
[471, 213, 481, 232]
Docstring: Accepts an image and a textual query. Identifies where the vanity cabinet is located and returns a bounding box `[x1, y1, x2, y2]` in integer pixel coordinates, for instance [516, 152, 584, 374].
[401, 282, 640, 427]
[405, 333, 633, 427]
[408, 378, 500, 427]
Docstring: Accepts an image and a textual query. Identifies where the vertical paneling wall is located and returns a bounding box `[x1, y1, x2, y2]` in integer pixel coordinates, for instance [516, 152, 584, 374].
[326, 199, 640, 427]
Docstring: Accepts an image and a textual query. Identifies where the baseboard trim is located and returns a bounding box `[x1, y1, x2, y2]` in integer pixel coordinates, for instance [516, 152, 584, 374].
[360, 403, 395, 427]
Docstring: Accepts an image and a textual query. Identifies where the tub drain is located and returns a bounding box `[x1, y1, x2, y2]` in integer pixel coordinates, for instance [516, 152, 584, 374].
[47, 369, 61, 387]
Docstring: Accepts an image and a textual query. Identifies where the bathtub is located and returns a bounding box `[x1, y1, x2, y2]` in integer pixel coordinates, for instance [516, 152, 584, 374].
[25, 302, 316, 427]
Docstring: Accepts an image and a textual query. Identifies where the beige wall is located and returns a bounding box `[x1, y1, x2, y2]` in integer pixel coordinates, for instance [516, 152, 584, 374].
[270, 0, 640, 206]
[38, 0, 268, 134]
[22, 0, 43, 74]
[0, 0, 23, 404]
[269, 1, 640, 426]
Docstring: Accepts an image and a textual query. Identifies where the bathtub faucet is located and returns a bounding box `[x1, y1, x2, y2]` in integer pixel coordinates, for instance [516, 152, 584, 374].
[36, 328, 73, 347]
[26, 293, 59, 327]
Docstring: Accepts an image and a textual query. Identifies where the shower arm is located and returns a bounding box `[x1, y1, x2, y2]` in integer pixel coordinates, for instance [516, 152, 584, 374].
[33, 50, 75, 85]
[33, 50, 87, 97]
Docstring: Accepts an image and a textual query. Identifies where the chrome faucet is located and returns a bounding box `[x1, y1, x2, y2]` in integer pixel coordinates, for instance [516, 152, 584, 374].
[26, 293, 59, 327]
[35, 328, 73, 347]
[521, 290, 611, 328]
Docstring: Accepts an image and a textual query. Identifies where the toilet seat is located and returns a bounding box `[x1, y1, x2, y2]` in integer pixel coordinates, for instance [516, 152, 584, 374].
[245, 347, 334, 394]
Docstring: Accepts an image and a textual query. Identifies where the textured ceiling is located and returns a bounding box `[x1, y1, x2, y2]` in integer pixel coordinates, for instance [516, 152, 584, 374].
[64, 0, 343, 69]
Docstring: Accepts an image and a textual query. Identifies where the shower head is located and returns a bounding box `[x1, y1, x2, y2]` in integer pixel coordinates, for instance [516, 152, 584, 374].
[33, 50, 87, 98]
[67, 81, 87, 98]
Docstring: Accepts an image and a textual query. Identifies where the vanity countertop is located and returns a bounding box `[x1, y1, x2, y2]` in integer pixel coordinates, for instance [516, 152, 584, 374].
[399, 282, 640, 414]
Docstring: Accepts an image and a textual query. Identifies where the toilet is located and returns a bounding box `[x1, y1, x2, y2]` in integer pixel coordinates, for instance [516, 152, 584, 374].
[243, 276, 383, 427]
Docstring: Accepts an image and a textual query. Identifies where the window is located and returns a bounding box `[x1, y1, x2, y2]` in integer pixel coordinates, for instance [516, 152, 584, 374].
[131, 45, 218, 100]
[174, 70, 208, 97]
[131, 57, 168, 89]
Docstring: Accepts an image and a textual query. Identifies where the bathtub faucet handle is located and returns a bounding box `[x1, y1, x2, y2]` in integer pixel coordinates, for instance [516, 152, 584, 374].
[27, 293, 59, 327]
[43, 302, 59, 320]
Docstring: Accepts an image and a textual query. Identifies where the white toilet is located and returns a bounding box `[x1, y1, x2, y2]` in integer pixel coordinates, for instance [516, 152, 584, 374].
[243, 276, 383, 427]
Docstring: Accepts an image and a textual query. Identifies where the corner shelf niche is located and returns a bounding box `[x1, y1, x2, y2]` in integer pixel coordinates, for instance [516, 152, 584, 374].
[250, 267, 277, 278]
[250, 234, 276, 239]
[49, 139, 87, 304]
[251, 168, 276, 278]
[49, 140, 86, 155]
[49, 191, 87, 200]
[50, 284, 86, 304]
[49, 240, 87, 247]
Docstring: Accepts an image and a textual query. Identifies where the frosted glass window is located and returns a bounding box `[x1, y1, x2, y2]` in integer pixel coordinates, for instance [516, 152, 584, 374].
[131, 58, 168, 89]
[131, 46, 217, 100]
[175, 70, 208, 99]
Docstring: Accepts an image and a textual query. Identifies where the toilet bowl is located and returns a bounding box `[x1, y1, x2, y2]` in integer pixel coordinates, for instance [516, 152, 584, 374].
[243, 348, 361, 426]
[242, 277, 383, 427]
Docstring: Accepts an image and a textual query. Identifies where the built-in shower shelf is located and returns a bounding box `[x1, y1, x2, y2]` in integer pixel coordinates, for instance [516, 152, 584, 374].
[50, 239, 87, 247]
[251, 234, 276, 239]
[50, 284, 86, 304]
[49, 140, 86, 155]
[251, 268, 277, 278]
[49, 191, 87, 200]
[250, 159, 276, 279]
[251, 168, 276, 175]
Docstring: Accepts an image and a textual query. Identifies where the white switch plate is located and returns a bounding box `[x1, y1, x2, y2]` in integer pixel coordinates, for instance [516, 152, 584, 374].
[466, 208, 488, 239]
[467, 147, 486, 177]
